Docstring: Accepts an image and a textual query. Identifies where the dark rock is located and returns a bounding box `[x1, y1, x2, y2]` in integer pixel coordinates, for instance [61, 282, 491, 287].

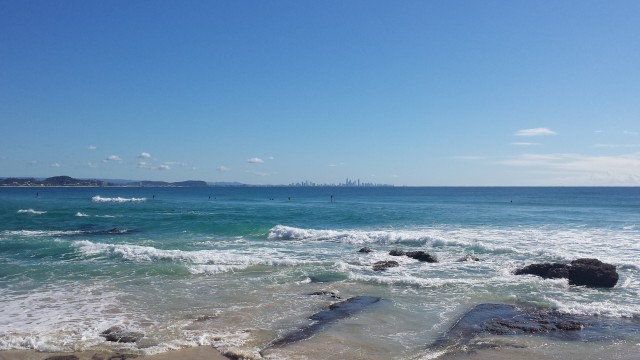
[373, 260, 400, 271]
[457, 254, 480, 262]
[430, 302, 640, 357]
[358, 247, 372, 253]
[100, 326, 143, 343]
[406, 251, 438, 263]
[267, 296, 381, 348]
[389, 249, 405, 256]
[514, 263, 569, 279]
[568, 258, 618, 288]
[45, 356, 79, 360]
[514, 258, 619, 288]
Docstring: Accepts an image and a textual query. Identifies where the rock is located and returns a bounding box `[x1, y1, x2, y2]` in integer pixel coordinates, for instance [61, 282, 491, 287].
[406, 251, 438, 263]
[431, 303, 640, 355]
[100, 326, 144, 343]
[358, 247, 372, 253]
[514, 263, 569, 279]
[373, 260, 400, 271]
[568, 258, 618, 288]
[389, 249, 405, 256]
[267, 296, 381, 349]
[514, 258, 619, 288]
[45, 356, 79, 360]
[457, 254, 480, 262]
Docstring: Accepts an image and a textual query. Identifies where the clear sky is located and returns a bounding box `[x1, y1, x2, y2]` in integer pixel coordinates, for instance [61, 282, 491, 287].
[1, 0, 639, 186]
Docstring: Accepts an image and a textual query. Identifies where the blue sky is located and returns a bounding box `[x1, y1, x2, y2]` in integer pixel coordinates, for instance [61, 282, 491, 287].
[1, 0, 639, 186]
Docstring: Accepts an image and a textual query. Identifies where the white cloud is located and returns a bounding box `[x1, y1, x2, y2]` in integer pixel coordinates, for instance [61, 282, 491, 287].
[267, 156, 275, 160]
[106, 155, 122, 161]
[28, 160, 38, 166]
[138, 161, 150, 169]
[217, 165, 230, 172]
[247, 157, 264, 164]
[623, 130, 639, 136]
[159, 164, 171, 170]
[138, 152, 151, 159]
[87, 145, 97, 151]
[515, 128, 557, 137]
[50, 162, 61, 168]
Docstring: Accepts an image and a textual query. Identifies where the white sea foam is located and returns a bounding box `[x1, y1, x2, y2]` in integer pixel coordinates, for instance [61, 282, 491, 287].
[72, 240, 311, 269]
[92, 195, 146, 203]
[75, 212, 89, 217]
[3, 230, 84, 237]
[268, 225, 448, 245]
[17, 209, 47, 215]
[0, 283, 127, 352]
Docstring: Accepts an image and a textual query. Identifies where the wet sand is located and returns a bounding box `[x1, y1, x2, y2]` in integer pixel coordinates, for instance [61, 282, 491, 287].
[0, 346, 228, 360]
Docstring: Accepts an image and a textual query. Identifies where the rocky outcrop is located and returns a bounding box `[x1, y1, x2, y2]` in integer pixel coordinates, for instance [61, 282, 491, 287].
[389, 249, 438, 263]
[430, 303, 640, 356]
[100, 326, 143, 343]
[266, 296, 381, 349]
[373, 260, 400, 271]
[308, 291, 342, 299]
[568, 258, 619, 288]
[358, 247, 373, 253]
[406, 251, 438, 263]
[514, 258, 618, 288]
[514, 263, 569, 279]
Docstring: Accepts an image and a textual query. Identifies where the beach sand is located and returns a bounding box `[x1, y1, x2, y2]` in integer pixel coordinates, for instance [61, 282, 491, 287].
[0, 346, 228, 360]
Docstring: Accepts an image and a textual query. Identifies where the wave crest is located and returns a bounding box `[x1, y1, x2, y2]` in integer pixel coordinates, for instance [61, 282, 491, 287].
[92, 195, 146, 203]
[17, 209, 47, 215]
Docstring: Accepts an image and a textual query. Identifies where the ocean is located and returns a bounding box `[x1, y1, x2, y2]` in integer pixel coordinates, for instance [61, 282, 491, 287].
[1, 187, 639, 359]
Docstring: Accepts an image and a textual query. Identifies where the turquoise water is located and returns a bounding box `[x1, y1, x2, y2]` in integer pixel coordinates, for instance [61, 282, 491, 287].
[1, 187, 639, 358]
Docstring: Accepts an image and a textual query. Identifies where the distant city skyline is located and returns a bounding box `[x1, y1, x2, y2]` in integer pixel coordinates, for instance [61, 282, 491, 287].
[2, 1, 639, 186]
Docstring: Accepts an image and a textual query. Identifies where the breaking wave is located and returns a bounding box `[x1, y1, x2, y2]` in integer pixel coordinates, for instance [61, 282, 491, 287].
[92, 195, 146, 203]
[17, 209, 47, 215]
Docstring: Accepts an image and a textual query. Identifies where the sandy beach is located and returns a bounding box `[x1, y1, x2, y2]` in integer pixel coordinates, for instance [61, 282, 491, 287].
[0, 347, 228, 360]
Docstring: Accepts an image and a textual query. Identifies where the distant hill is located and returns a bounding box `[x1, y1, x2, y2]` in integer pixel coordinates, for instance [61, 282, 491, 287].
[0, 176, 211, 187]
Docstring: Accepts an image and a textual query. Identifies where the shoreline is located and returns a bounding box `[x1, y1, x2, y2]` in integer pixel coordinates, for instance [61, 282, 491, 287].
[0, 347, 229, 360]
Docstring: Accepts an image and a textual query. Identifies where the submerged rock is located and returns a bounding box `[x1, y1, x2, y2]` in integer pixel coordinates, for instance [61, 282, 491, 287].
[514, 258, 618, 288]
[100, 326, 144, 343]
[308, 291, 342, 299]
[266, 296, 381, 349]
[389, 249, 405, 256]
[358, 247, 373, 253]
[457, 254, 481, 262]
[373, 260, 400, 271]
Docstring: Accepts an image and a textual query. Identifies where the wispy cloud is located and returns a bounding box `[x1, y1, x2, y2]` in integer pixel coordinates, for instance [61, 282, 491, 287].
[158, 164, 171, 170]
[246, 170, 270, 176]
[216, 165, 230, 172]
[138, 152, 151, 159]
[105, 155, 122, 161]
[594, 144, 640, 149]
[50, 162, 61, 168]
[623, 130, 639, 136]
[247, 157, 264, 164]
[138, 161, 150, 169]
[502, 153, 640, 185]
[514, 128, 557, 137]
[87, 145, 97, 151]
[512, 142, 540, 146]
